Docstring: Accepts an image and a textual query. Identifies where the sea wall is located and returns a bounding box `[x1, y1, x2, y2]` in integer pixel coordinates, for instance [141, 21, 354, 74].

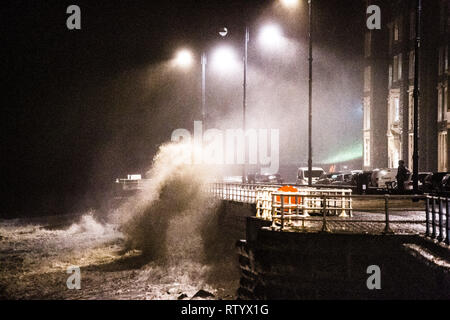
[237, 217, 450, 299]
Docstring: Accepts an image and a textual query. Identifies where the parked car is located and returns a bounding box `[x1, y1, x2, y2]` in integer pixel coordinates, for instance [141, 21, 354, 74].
[422, 172, 450, 193]
[354, 171, 374, 193]
[371, 168, 412, 190]
[440, 174, 450, 193]
[418, 172, 432, 191]
[296, 167, 325, 185]
[331, 173, 353, 186]
[316, 172, 342, 185]
[249, 173, 283, 184]
[330, 170, 363, 187]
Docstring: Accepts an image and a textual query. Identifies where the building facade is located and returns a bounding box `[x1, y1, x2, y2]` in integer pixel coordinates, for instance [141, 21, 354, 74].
[363, 0, 449, 172]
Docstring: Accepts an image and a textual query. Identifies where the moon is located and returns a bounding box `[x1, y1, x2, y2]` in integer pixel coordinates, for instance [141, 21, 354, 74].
[219, 27, 228, 37]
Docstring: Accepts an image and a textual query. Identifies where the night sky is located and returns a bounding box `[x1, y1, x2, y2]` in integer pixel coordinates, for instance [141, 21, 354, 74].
[2, 0, 365, 217]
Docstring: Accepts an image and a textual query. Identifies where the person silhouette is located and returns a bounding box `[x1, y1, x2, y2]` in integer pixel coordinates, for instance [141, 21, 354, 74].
[396, 160, 409, 193]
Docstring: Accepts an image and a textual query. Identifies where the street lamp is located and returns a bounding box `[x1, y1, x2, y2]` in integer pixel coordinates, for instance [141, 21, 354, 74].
[211, 45, 239, 73]
[174, 49, 194, 69]
[174, 49, 207, 130]
[307, 0, 313, 187]
[412, 0, 422, 192]
[258, 23, 284, 49]
[280, 0, 299, 9]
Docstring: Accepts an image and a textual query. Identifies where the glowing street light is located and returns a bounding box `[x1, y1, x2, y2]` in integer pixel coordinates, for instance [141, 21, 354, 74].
[280, 0, 299, 9]
[211, 46, 239, 73]
[258, 23, 284, 49]
[174, 49, 194, 69]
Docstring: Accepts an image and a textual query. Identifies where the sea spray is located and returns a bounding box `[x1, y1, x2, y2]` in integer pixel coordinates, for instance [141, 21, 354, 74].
[118, 141, 220, 261]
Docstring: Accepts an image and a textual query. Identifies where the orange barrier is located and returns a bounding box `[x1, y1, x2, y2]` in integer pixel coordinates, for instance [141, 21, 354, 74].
[276, 186, 302, 213]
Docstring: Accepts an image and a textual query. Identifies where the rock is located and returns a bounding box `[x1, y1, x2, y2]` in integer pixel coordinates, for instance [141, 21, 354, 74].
[177, 293, 188, 300]
[191, 289, 215, 299]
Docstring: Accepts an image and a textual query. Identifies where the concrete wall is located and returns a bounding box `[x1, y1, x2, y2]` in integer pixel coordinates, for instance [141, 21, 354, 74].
[237, 217, 450, 299]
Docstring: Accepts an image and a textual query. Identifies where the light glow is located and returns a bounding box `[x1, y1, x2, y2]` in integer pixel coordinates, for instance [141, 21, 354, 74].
[174, 49, 194, 68]
[280, 0, 299, 9]
[211, 46, 239, 73]
[259, 24, 284, 49]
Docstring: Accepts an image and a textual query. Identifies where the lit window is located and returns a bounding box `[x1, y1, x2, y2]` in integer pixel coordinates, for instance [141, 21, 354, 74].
[445, 85, 448, 112]
[389, 64, 393, 88]
[364, 97, 371, 130]
[364, 136, 371, 167]
[408, 133, 414, 170]
[409, 91, 414, 130]
[394, 18, 399, 41]
[438, 131, 448, 172]
[394, 97, 400, 122]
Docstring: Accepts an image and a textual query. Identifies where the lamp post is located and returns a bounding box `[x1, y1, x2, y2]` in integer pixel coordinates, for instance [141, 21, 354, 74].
[243, 27, 249, 183]
[280, 0, 313, 186]
[201, 52, 207, 132]
[307, 0, 313, 186]
[412, 0, 421, 192]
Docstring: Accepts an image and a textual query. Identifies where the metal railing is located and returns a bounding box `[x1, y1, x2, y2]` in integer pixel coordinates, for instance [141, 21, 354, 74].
[208, 183, 352, 214]
[207, 183, 450, 245]
[270, 193, 449, 245]
[426, 196, 450, 245]
[209, 182, 283, 204]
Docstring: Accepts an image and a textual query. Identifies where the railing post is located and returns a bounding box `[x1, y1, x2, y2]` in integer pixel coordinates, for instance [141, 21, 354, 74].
[425, 196, 430, 237]
[438, 197, 444, 242]
[321, 195, 330, 233]
[383, 194, 394, 234]
[271, 193, 275, 226]
[281, 194, 285, 231]
[431, 196, 437, 239]
[446, 197, 450, 245]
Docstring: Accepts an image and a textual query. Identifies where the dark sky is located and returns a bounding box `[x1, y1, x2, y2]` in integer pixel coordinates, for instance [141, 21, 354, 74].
[2, 0, 365, 217]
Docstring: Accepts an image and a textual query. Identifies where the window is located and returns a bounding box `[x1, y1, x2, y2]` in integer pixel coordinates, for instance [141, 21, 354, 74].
[439, 47, 444, 75]
[408, 133, 414, 170]
[438, 87, 444, 122]
[446, 45, 449, 72]
[389, 64, 393, 88]
[393, 54, 402, 81]
[409, 91, 414, 130]
[364, 135, 371, 167]
[394, 97, 400, 122]
[393, 56, 398, 81]
[364, 66, 371, 92]
[438, 131, 448, 172]
[445, 85, 448, 112]
[364, 97, 371, 130]
[365, 32, 371, 58]
[394, 18, 399, 42]
[409, 51, 415, 80]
